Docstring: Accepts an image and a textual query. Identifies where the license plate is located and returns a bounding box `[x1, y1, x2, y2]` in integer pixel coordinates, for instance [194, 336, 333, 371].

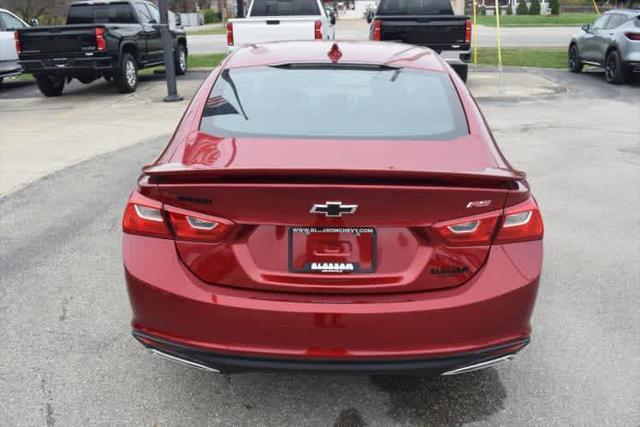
[288, 227, 377, 274]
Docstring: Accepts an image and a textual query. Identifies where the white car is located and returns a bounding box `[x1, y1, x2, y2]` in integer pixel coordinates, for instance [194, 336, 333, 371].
[227, 0, 335, 51]
[0, 8, 29, 81]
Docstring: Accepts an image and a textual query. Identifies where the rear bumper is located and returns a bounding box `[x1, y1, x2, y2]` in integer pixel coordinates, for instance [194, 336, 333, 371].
[441, 49, 471, 66]
[124, 235, 541, 368]
[134, 330, 529, 375]
[19, 55, 115, 74]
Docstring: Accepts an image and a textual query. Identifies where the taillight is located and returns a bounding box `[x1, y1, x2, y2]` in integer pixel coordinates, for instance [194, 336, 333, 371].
[433, 210, 501, 246]
[432, 197, 543, 246]
[624, 32, 640, 41]
[123, 192, 235, 242]
[122, 192, 171, 239]
[14, 31, 21, 55]
[167, 207, 234, 243]
[495, 197, 544, 243]
[372, 19, 381, 41]
[95, 27, 107, 51]
[314, 20, 322, 39]
[465, 18, 472, 44]
[227, 22, 234, 46]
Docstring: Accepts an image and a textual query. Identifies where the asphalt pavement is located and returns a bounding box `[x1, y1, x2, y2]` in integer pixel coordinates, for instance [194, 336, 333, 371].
[186, 19, 579, 55]
[1, 67, 638, 425]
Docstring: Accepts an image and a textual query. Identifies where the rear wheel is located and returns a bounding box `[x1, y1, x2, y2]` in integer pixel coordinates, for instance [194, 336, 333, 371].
[35, 74, 65, 97]
[175, 44, 187, 76]
[453, 64, 468, 82]
[604, 50, 625, 84]
[115, 53, 138, 93]
[568, 44, 583, 73]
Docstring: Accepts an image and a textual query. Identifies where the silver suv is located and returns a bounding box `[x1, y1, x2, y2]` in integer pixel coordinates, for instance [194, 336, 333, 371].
[568, 10, 640, 84]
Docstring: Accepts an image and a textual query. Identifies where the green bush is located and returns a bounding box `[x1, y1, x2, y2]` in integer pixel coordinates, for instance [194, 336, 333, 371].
[506, 4, 513, 15]
[480, 5, 487, 15]
[203, 9, 221, 24]
[550, 0, 561, 15]
[516, 0, 529, 14]
[529, 0, 541, 14]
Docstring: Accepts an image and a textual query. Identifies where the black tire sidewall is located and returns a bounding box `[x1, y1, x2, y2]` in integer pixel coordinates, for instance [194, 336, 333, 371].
[569, 45, 582, 73]
[605, 50, 624, 84]
[116, 53, 138, 93]
[175, 45, 187, 75]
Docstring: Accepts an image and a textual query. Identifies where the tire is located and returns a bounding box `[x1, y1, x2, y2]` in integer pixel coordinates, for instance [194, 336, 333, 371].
[114, 53, 138, 93]
[175, 44, 187, 76]
[35, 74, 65, 97]
[568, 44, 583, 73]
[604, 50, 625, 84]
[453, 64, 468, 82]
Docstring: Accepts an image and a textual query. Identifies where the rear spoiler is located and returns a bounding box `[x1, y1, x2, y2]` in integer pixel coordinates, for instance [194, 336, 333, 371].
[142, 163, 526, 187]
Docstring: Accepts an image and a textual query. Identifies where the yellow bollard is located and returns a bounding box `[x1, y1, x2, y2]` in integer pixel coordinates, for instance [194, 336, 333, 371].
[495, 1, 503, 72]
[473, 0, 478, 64]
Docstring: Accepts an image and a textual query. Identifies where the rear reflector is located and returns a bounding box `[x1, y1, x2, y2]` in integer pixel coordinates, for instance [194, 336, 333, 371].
[14, 31, 21, 55]
[314, 20, 322, 39]
[432, 197, 543, 246]
[624, 32, 640, 41]
[372, 19, 381, 41]
[227, 22, 234, 46]
[95, 27, 107, 51]
[465, 18, 472, 44]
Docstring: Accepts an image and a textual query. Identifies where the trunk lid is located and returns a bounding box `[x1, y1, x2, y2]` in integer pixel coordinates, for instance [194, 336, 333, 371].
[378, 16, 468, 50]
[18, 25, 101, 56]
[147, 134, 525, 295]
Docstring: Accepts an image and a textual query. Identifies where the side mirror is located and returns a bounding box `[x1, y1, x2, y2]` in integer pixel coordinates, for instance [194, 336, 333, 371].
[330, 13, 336, 25]
[30, 18, 39, 27]
[581, 23, 591, 32]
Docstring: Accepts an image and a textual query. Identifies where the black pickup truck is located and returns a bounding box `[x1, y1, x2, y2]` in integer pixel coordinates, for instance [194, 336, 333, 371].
[367, 0, 471, 81]
[16, 0, 187, 96]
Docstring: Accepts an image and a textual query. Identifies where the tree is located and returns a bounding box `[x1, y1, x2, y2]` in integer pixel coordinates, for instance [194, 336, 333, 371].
[516, 0, 529, 15]
[506, 3, 513, 14]
[529, 0, 541, 14]
[549, 0, 560, 15]
[0, 0, 70, 20]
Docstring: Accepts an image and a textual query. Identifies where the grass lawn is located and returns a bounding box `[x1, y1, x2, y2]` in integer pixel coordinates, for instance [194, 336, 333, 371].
[186, 27, 226, 35]
[474, 47, 567, 69]
[475, 13, 598, 27]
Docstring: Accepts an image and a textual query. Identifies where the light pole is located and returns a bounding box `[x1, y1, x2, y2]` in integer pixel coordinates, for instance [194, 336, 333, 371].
[157, 0, 183, 102]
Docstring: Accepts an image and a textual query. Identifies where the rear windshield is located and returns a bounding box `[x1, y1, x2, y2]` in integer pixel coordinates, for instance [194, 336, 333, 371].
[200, 66, 468, 140]
[67, 3, 138, 24]
[250, 0, 321, 16]
[377, 0, 454, 15]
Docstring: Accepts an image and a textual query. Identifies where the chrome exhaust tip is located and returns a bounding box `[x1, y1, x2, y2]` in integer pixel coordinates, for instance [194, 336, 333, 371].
[441, 354, 514, 376]
[150, 349, 220, 373]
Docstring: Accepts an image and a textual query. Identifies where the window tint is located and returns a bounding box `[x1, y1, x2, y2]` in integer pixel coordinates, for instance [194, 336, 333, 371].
[377, 0, 454, 16]
[1, 12, 26, 30]
[250, 0, 321, 16]
[200, 66, 468, 140]
[135, 3, 153, 23]
[146, 3, 161, 23]
[67, 4, 138, 24]
[603, 14, 622, 29]
[591, 15, 609, 30]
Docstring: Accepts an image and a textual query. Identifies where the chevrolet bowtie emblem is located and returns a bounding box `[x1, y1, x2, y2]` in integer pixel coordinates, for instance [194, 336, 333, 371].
[310, 201, 358, 217]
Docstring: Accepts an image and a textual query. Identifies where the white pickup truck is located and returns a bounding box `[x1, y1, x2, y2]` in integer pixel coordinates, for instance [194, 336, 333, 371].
[227, 0, 335, 51]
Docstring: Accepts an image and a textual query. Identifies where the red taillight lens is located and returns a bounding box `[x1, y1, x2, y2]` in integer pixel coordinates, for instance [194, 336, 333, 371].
[624, 32, 640, 41]
[432, 197, 543, 246]
[372, 19, 381, 41]
[314, 20, 322, 39]
[495, 197, 544, 243]
[95, 27, 107, 51]
[227, 22, 234, 46]
[433, 210, 501, 246]
[14, 31, 21, 55]
[122, 193, 171, 239]
[465, 18, 472, 44]
[167, 207, 234, 243]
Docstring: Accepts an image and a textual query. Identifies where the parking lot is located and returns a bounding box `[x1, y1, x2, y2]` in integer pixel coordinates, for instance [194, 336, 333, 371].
[1, 54, 638, 424]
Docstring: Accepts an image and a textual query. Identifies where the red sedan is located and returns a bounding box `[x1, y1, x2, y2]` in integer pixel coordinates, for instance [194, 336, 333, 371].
[122, 41, 543, 375]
